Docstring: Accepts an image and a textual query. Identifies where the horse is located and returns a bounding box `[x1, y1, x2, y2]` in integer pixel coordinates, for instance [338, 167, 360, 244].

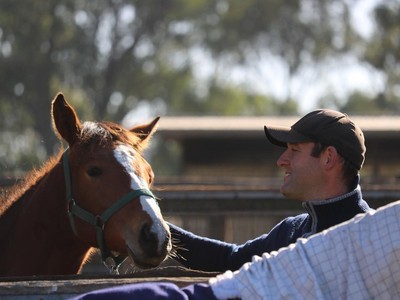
[0, 93, 172, 277]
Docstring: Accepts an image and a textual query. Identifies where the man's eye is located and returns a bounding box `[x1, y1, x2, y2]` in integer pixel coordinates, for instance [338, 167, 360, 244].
[87, 167, 102, 177]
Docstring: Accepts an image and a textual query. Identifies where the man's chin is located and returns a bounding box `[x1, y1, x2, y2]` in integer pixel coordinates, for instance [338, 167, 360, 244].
[280, 188, 297, 200]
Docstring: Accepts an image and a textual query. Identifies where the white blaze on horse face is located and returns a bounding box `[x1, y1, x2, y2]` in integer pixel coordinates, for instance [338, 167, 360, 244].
[113, 144, 148, 190]
[113, 144, 168, 251]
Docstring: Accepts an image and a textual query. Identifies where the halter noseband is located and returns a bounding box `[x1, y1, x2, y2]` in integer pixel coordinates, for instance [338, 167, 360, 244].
[62, 149, 155, 273]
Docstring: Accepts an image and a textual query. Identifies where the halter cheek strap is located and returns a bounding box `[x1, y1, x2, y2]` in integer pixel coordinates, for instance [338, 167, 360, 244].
[62, 149, 155, 273]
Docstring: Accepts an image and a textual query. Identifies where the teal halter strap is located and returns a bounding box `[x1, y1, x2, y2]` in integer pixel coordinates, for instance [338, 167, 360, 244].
[62, 149, 155, 273]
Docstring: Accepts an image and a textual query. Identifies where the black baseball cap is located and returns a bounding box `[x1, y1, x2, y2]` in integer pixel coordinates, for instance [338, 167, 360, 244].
[264, 109, 366, 170]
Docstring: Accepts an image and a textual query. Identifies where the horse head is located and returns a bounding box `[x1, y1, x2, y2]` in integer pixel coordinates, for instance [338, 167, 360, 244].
[52, 93, 171, 270]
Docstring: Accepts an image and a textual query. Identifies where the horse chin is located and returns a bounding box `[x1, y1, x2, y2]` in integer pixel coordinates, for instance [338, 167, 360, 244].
[126, 246, 166, 270]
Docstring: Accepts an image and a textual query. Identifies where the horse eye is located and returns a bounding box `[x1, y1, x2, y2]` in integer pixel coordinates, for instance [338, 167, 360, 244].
[87, 167, 102, 177]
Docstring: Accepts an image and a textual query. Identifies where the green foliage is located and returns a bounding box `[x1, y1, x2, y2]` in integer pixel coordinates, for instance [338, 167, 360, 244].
[205, 83, 297, 116]
[363, 1, 400, 111]
[340, 91, 384, 114]
[0, 0, 398, 176]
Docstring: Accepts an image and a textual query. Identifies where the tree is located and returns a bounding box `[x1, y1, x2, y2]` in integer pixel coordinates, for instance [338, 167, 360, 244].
[0, 1, 67, 173]
[363, 1, 400, 113]
[0, 0, 394, 175]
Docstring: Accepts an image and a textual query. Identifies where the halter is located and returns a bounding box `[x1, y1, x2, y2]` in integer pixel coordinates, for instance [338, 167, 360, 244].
[62, 149, 155, 273]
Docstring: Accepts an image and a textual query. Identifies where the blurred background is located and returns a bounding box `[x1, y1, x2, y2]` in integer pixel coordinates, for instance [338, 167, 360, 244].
[0, 0, 398, 176]
[0, 0, 400, 272]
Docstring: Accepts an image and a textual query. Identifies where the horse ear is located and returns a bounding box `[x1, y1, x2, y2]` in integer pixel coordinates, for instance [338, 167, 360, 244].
[52, 93, 82, 146]
[130, 116, 160, 146]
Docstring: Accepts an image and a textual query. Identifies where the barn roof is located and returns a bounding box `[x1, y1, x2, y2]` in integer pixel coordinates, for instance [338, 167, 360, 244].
[157, 116, 400, 138]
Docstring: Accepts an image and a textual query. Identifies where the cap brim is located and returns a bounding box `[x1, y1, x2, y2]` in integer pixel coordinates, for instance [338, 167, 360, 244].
[264, 125, 312, 147]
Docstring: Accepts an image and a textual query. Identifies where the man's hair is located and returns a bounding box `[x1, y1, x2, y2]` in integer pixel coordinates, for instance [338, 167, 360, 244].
[310, 142, 358, 190]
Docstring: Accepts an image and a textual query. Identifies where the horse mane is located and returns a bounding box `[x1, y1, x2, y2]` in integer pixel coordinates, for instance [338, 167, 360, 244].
[0, 121, 142, 217]
[0, 148, 64, 217]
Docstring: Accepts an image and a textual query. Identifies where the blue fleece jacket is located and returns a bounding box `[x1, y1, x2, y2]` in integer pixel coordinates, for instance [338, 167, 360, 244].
[169, 184, 372, 272]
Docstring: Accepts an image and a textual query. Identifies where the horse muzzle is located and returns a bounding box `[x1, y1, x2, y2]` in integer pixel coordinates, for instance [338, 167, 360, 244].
[127, 220, 171, 269]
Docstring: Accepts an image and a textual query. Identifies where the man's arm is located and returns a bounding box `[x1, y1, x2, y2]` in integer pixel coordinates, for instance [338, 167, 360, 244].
[169, 216, 304, 272]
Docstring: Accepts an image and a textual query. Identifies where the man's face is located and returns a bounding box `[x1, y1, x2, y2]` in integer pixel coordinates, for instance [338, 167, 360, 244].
[276, 142, 325, 201]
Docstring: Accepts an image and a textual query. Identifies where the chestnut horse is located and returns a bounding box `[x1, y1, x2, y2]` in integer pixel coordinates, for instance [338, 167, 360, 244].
[0, 93, 171, 277]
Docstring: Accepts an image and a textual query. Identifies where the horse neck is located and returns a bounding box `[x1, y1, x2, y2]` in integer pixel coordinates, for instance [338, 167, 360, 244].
[0, 156, 92, 277]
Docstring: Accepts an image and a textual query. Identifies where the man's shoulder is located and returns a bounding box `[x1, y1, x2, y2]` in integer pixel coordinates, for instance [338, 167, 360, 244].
[274, 213, 311, 234]
[284, 213, 309, 223]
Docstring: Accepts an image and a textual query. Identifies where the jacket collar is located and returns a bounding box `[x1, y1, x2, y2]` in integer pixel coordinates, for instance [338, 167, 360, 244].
[302, 184, 371, 234]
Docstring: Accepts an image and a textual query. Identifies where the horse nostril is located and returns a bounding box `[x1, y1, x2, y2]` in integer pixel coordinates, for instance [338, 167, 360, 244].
[139, 223, 158, 255]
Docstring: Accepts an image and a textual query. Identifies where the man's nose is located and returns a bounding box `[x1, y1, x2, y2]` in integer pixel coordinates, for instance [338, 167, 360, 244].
[277, 149, 289, 167]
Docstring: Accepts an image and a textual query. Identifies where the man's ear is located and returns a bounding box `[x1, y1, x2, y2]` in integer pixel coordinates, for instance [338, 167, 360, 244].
[322, 146, 339, 170]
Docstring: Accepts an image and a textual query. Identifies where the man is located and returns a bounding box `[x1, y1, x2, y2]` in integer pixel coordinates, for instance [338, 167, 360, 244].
[167, 109, 373, 271]
[73, 199, 400, 299]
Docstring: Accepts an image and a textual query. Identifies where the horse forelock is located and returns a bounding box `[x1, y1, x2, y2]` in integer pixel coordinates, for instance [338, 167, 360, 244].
[80, 121, 142, 150]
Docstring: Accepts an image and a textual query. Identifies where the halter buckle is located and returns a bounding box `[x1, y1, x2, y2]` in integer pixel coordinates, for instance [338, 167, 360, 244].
[68, 198, 76, 214]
